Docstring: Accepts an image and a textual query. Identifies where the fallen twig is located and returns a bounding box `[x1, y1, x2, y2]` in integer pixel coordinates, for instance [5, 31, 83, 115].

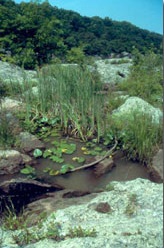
[70, 140, 118, 172]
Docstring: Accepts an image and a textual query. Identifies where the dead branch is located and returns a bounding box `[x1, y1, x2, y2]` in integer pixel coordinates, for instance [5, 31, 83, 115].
[70, 140, 118, 172]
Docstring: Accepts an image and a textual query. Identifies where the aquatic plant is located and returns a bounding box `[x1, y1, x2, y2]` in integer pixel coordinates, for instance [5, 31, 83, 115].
[20, 165, 36, 178]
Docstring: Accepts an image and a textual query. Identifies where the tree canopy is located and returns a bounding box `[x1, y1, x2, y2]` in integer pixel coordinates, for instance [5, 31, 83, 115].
[0, 0, 162, 69]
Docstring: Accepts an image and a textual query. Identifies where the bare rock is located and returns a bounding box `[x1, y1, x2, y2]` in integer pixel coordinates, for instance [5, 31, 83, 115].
[149, 149, 163, 183]
[18, 131, 45, 153]
[94, 156, 115, 177]
[0, 150, 23, 174]
[95, 202, 111, 213]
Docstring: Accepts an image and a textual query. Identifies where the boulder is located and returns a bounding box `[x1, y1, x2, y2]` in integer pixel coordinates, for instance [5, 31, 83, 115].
[1, 179, 162, 248]
[95, 58, 132, 84]
[18, 132, 45, 153]
[112, 96, 162, 124]
[148, 149, 163, 182]
[0, 178, 64, 213]
[0, 150, 32, 175]
[0, 60, 38, 84]
[0, 97, 23, 112]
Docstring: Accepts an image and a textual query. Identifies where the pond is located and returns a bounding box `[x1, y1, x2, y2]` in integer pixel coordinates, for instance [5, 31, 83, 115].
[23, 136, 151, 192]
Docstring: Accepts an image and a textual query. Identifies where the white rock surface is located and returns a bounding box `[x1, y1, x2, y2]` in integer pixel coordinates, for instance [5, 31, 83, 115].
[95, 58, 132, 84]
[0, 61, 37, 84]
[112, 96, 163, 123]
[1, 179, 163, 248]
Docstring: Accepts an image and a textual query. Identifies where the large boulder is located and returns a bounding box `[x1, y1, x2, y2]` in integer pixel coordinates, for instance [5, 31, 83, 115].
[1, 178, 162, 248]
[0, 60, 38, 84]
[0, 150, 32, 175]
[112, 96, 162, 124]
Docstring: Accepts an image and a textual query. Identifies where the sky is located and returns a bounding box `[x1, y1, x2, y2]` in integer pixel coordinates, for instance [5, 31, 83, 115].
[14, 0, 163, 34]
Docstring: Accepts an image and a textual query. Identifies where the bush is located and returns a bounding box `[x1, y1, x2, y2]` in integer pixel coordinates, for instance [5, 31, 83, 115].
[119, 51, 162, 107]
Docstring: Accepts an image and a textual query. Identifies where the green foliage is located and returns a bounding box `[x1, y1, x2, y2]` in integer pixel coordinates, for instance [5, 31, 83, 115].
[33, 148, 43, 158]
[60, 164, 75, 174]
[108, 111, 162, 164]
[0, 1, 162, 69]
[120, 50, 162, 107]
[68, 226, 97, 238]
[20, 165, 36, 178]
[29, 64, 104, 141]
[0, 109, 16, 148]
[66, 47, 86, 64]
[125, 194, 138, 216]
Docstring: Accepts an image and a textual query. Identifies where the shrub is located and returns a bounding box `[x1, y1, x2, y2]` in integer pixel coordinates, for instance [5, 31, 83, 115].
[119, 51, 162, 107]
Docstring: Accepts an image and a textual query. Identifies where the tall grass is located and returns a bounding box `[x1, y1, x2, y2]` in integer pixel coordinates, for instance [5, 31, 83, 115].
[25, 64, 105, 141]
[108, 111, 163, 164]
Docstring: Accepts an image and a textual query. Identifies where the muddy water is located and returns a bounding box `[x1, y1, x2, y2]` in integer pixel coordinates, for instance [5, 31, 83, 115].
[0, 137, 151, 193]
[33, 137, 151, 192]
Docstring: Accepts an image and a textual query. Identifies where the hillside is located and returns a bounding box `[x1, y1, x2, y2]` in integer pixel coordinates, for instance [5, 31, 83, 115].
[0, 0, 162, 69]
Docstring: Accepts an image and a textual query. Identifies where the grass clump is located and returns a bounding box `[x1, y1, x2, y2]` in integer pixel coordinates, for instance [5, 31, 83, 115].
[107, 110, 162, 164]
[68, 226, 97, 238]
[0, 109, 16, 148]
[125, 193, 138, 216]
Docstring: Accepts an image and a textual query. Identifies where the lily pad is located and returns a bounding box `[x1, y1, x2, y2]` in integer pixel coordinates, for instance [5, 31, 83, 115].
[33, 149, 43, 158]
[21, 165, 36, 175]
[72, 156, 85, 163]
[60, 164, 75, 174]
[43, 149, 52, 158]
[50, 155, 64, 163]
[49, 169, 60, 176]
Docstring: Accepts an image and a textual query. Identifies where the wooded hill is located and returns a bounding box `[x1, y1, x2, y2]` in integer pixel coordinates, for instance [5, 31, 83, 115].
[0, 0, 162, 69]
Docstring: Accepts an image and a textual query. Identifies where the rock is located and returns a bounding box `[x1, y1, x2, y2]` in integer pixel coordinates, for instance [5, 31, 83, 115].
[94, 156, 115, 177]
[112, 96, 163, 124]
[0, 60, 38, 84]
[18, 132, 45, 153]
[95, 202, 111, 213]
[0, 150, 28, 175]
[0, 178, 63, 213]
[95, 58, 132, 84]
[148, 149, 163, 182]
[1, 179, 162, 248]
[0, 97, 23, 112]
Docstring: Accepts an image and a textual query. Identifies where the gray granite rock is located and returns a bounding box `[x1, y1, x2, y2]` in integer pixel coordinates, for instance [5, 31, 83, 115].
[0, 150, 32, 175]
[95, 58, 132, 84]
[0, 61, 37, 84]
[1, 179, 163, 248]
[112, 96, 163, 124]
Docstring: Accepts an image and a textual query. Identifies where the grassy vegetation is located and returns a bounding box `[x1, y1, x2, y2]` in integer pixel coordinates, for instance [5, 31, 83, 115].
[1, 205, 96, 246]
[119, 50, 162, 108]
[0, 50, 162, 164]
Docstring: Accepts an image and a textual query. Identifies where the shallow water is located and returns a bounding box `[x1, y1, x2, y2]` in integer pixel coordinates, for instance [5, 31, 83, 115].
[0, 137, 151, 192]
[33, 137, 151, 192]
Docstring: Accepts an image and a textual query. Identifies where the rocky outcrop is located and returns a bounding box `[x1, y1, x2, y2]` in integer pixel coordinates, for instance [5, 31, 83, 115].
[112, 96, 163, 124]
[95, 58, 132, 84]
[1, 179, 163, 248]
[18, 132, 45, 153]
[0, 150, 32, 175]
[0, 60, 38, 84]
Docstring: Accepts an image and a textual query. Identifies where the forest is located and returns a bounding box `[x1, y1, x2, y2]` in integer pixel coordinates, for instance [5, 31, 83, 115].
[0, 0, 162, 69]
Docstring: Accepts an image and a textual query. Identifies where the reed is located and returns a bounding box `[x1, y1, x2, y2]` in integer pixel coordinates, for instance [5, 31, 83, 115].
[32, 64, 105, 141]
